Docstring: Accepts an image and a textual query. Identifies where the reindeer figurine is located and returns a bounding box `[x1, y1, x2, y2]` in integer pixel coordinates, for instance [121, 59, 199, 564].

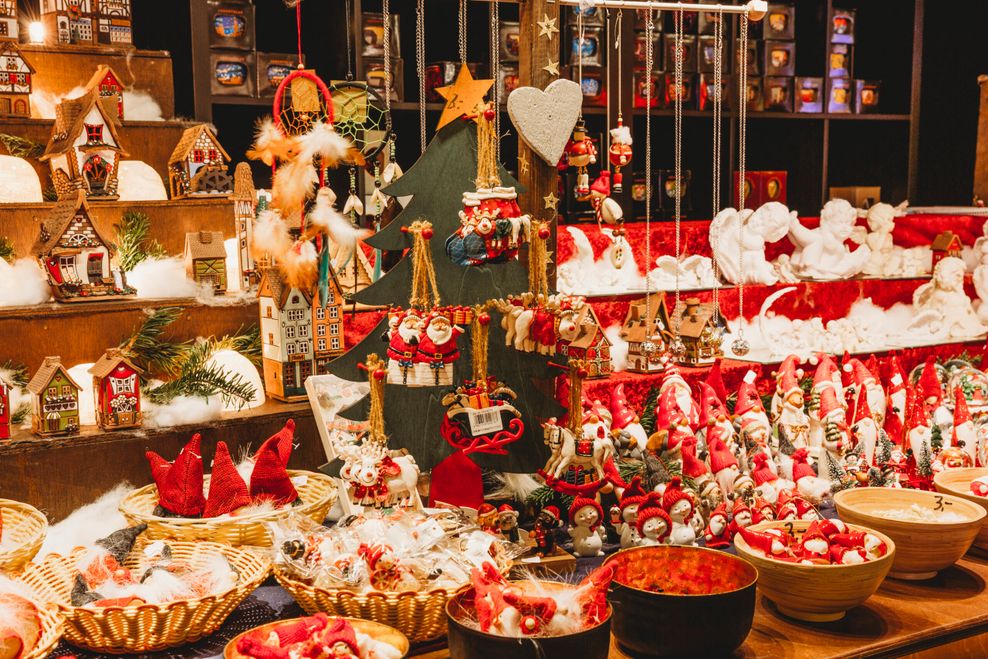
[336, 438, 422, 510]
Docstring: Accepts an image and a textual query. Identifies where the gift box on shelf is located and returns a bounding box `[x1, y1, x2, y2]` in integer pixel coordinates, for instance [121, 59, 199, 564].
[764, 76, 794, 112]
[829, 43, 853, 78]
[499, 21, 519, 62]
[633, 67, 661, 108]
[208, 0, 254, 50]
[734, 170, 788, 209]
[663, 33, 697, 73]
[828, 76, 853, 113]
[697, 35, 726, 73]
[634, 31, 662, 69]
[829, 186, 881, 208]
[362, 11, 400, 57]
[498, 64, 519, 102]
[657, 168, 693, 219]
[765, 3, 796, 40]
[697, 73, 729, 111]
[736, 40, 761, 76]
[735, 76, 764, 111]
[661, 72, 695, 109]
[764, 40, 795, 77]
[210, 50, 254, 96]
[855, 80, 882, 114]
[795, 76, 824, 112]
[570, 25, 604, 67]
[831, 8, 856, 44]
[571, 66, 607, 107]
[366, 57, 403, 102]
[256, 52, 297, 97]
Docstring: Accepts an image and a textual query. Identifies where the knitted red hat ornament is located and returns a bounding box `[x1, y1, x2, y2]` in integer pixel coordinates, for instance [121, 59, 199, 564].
[569, 496, 604, 531]
[790, 448, 816, 482]
[146, 433, 206, 517]
[734, 372, 763, 417]
[320, 617, 359, 655]
[204, 440, 252, 517]
[918, 357, 943, 405]
[609, 383, 638, 430]
[253, 419, 296, 466]
[750, 452, 778, 485]
[619, 475, 648, 512]
[661, 477, 693, 516]
[250, 432, 299, 505]
[680, 436, 709, 478]
[707, 433, 738, 474]
[635, 493, 672, 539]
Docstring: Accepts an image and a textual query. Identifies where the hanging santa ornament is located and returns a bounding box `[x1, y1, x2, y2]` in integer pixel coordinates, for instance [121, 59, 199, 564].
[609, 116, 632, 194]
[564, 117, 598, 198]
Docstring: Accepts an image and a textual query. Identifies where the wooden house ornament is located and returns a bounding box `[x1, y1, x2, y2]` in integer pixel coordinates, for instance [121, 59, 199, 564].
[0, 375, 11, 440]
[931, 231, 963, 268]
[233, 163, 258, 289]
[0, 0, 18, 41]
[95, 0, 132, 46]
[89, 348, 141, 430]
[41, 0, 97, 45]
[330, 239, 374, 300]
[0, 42, 33, 118]
[84, 65, 124, 121]
[168, 124, 233, 198]
[559, 306, 613, 378]
[258, 267, 345, 401]
[39, 90, 129, 200]
[184, 230, 228, 293]
[28, 356, 81, 437]
[673, 297, 726, 367]
[621, 293, 672, 373]
[33, 190, 135, 302]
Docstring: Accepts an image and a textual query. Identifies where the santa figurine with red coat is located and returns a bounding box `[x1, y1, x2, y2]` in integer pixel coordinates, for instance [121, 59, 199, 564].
[386, 309, 422, 385]
[563, 117, 597, 197]
[704, 502, 731, 548]
[414, 313, 464, 386]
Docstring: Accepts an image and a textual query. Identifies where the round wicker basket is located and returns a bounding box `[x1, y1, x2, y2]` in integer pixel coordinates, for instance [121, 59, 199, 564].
[273, 564, 466, 644]
[0, 498, 48, 574]
[223, 616, 411, 658]
[19, 539, 271, 654]
[24, 604, 63, 659]
[118, 470, 338, 546]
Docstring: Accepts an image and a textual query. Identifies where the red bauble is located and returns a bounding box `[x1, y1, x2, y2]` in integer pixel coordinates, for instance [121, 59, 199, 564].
[422, 227, 434, 240]
[484, 107, 496, 121]
[373, 369, 386, 381]
[478, 312, 491, 326]
[578, 368, 589, 379]
[538, 226, 551, 240]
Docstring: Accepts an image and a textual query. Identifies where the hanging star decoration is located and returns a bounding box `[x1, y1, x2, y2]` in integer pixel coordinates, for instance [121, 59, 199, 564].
[435, 64, 495, 131]
[518, 152, 530, 177]
[544, 192, 559, 212]
[543, 58, 560, 77]
[538, 14, 559, 40]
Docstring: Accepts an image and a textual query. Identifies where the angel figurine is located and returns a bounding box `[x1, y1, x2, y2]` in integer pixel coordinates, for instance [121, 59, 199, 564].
[851, 201, 908, 277]
[709, 202, 795, 285]
[972, 221, 988, 322]
[910, 256, 988, 339]
[788, 199, 871, 280]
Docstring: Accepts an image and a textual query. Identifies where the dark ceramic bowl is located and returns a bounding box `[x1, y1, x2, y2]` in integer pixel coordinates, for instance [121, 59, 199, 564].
[446, 581, 612, 659]
[605, 545, 758, 657]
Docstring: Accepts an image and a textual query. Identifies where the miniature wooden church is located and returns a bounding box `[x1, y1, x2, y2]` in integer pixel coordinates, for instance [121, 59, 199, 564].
[233, 162, 257, 290]
[673, 297, 726, 367]
[0, 0, 18, 41]
[84, 65, 124, 121]
[33, 190, 135, 302]
[0, 375, 10, 440]
[168, 124, 233, 198]
[558, 306, 613, 378]
[89, 348, 141, 430]
[258, 267, 346, 401]
[28, 356, 81, 437]
[184, 230, 228, 292]
[0, 42, 34, 117]
[39, 90, 128, 200]
[931, 231, 963, 268]
[621, 293, 672, 373]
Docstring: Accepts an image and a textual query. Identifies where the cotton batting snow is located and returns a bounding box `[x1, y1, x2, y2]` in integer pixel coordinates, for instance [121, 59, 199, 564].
[128, 257, 208, 299]
[0, 155, 42, 202]
[604, 324, 629, 372]
[66, 363, 97, 427]
[32, 85, 165, 121]
[142, 394, 224, 429]
[36, 482, 132, 562]
[0, 258, 51, 307]
[117, 160, 168, 200]
[204, 349, 265, 412]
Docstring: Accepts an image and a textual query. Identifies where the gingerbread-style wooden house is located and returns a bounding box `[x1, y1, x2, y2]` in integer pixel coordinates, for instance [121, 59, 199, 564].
[184, 230, 228, 292]
[0, 0, 18, 41]
[233, 163, 257, 289]
[95, 0, 132, 46]
[39, 90, 129, 200]
[168, 124, 233, 198]
[0, 375, 11, 440]
[559, 305, 613, 378]
[329, 239, 374, 299]
[89, 348, 141, 430]
[674, 297, 726, 367]
[28, 356, 81, 437]
[33, 190, 134, 302]
[0, 42, 34, 117]
[931, 231, 963, 268]
[84, 64, 124, 121]
[621, 293, 672, 373]
[41, 0, 97, 45]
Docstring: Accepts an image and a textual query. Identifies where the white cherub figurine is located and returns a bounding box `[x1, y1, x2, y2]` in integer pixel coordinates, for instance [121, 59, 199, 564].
[910, 256, 987, 339]
[662, 478, 698, 546]
[852, 201, 908, 276]
[788, 199, 871, 280]
[709, 202, 795, 285]
[567, 497, 606, 557]
[972, 221, 988, 321]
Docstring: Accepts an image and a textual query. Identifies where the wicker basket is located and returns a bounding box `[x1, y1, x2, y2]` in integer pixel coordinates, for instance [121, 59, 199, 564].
[273, 564, 466, 643]
[118, 470, 338, 546]
[24, 604, 63, 659]
[223, 616, 411, 658]
[19, 540, 271, 654]
[0, 498, 48, 574]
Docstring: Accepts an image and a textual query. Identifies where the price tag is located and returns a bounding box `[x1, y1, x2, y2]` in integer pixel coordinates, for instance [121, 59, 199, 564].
[291, 475, 309, 487]
[521, 555, 543, 563]
[468, 407, 504, 436]
[410, 518, 446, 551]
[933, 495, 952, 512]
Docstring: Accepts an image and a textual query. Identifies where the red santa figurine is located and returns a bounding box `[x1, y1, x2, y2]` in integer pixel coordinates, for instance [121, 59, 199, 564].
[386, 309, 422, 385]
[564, 118, 597, 197]
[608, 116, 632, 193]
[415, 313, 464, 386]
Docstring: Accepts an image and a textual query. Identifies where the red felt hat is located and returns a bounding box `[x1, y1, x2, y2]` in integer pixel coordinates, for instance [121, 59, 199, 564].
[708, 435, 738, 474]
[865, 355, 881, 382]
[661, 476, 693, 516]
[776, 355, 803, 397]
[320, 616, 359, 655]
[697, 382, 728, 428]
[497, 503, 518, 516]
[739, 526, 786, 556]
[734, 372, 763, 417]
[817, 386, 842, 421]
[790, 448, 816, 482]
[203, 441, 252, 518]
[851, 387, 873, 425]
[906, 385, 930, 430]
[656, 386, 685, 430]
[709, 502, 728, 521]
[705, 358, 729, 404]
[886, 355, 907, 394]
[619, 475, 648, 512]
[589, 170, 611, 196]
[542, 505, 561, 522]
[918, 357, 943, 405]
[609, 383, 638, 430]
[680, 436, 709, 478]
[843, 358, 874, 390]
[812, 355, 840, 391]
[730, 497, 750, 519]
[954, 386, 972, 427]
[750, 452, 777, 485]
[146, 433, 206, 517]
[249, 434, 299, 506]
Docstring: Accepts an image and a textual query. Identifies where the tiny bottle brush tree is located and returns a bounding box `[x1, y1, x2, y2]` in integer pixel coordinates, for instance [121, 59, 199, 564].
[324, 119, 562, 493]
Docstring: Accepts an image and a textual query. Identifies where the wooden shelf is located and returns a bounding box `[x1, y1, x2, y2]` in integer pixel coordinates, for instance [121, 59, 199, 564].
[212, 96, 277, 107]
[629, 109, 912, 121]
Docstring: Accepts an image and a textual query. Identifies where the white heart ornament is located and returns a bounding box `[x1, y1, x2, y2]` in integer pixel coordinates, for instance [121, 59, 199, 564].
[507, 79, 583, 166]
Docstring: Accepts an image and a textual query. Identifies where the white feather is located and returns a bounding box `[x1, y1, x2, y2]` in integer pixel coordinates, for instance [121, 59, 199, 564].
[37, 483, 131, 562]
[484, 472, 541, 503]
[272, 158, 318, 214]
[252, 117, 282, 154]
[298, 121, 352, 164]
[252, 210, 293, 258]
[308, 187, 365, 249]
[357, 631, 403, 659]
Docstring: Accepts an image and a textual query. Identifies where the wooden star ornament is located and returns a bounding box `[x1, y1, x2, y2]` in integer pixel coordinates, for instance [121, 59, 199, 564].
[435, 64, 495, 131]
[544, 192, 559, 212]
[543, 58, 560, 77]
[538, 14, 559, 40]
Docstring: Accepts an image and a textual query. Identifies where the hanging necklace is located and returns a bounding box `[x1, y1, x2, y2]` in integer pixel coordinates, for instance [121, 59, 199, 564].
[668, 6, 687, 359]
[731, 11, 751, 357]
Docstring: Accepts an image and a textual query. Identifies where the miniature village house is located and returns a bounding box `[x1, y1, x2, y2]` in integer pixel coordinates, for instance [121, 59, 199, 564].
[931, 230, 963, 268]
[28, 356, 81, 437]
[84, 65, 124, 121]
[259, 267, 345, 401]
[89, 348, 141, 430]
[0, 375, 11, 440]
[674, 297, 726, 367]
[621, 293, 672, 373]
[330, 239, 374, 300]
[0, 0, 18, 41]
[39, 90, 129, 200]
[0, 42, 34, 117]
[95, 0, 132, 46]
[168, 124, 233, 198]
[33, 190, 134, 302]
[233, 162, 257, 289]
[559, 306, 613, 378]
[184, 230, 228, 293]
[41, 0, 96, 44]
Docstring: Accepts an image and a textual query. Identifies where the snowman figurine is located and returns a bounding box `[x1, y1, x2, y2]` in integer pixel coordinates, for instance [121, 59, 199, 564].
[635, 493, 672, 546]
[568, 497, 606, 557]
[662, 477, 698, 546]
[616, 476, 648, 549]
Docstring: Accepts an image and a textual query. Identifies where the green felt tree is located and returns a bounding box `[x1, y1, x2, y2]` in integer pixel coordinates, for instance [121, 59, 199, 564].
[930, 424, 944, 453]
[917, 442, 934, 478]
[323, 119, 562, 474]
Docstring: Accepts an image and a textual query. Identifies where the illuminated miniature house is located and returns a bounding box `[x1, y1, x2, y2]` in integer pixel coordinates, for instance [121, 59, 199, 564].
[621, 293, 672, 373]
[168, 124, 233, 198]
[0, 42, 34, 117]
[84, 64, 125, 121]
[558, 305, 613, 378]
[184, 230, 228, 293]
[28, 356, 81, 437]
[89, 348, 141, 430]
[0, 0, 18, 41]
[674, 297, 726, 367]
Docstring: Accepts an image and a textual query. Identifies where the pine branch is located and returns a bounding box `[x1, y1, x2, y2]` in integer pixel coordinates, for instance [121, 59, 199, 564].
[120, 307, 191, 378]
[0, 133, 43, 158]
[144, 338, 256, 408]
[212, 324, 262, 368]
[0, 360, 28, 387]
[0, 236, 14, 263]
[114, 210, 166, 272]
[617, 459, 645, 483]
[42, 184, 58, 202]
[11, 402, 29, 426]
[638, 385, 660, 435]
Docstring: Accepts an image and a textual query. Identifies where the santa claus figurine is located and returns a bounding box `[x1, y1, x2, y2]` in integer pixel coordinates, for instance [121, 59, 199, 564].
[414, 313, 464, 386]
[588, 171, 624, 226]
[608, 117, 632, 192]
[735, 371, 771, 444]
[386, 309, 422, 385]
[953, 387, 978, 464]
[704, 502, 731, 548]
[564, 117, 597, 197]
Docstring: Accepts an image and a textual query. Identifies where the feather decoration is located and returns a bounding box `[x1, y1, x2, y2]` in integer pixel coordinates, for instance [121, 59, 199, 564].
[281, 240, 319, 289]
[251, 210, 293, 260]
[308, 187, 366, 249]
[272, 158, 318, 218]
[297, 121, 351, 168]
[317, 243, 330, 307]
[343, 193, 364, 216]
[246, 117, 299, 166]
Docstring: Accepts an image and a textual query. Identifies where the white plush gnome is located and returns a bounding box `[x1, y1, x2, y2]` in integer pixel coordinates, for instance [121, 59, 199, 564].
[771, 355, 809, 449]
[952, 386, 978, 464]
[844, 357, 887, 426]
[850, 387, 879, 467]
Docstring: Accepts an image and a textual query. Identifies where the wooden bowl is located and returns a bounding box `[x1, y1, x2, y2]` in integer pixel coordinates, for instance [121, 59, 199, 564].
[835, 487, 985, 580]
[734, 520, 894, 623]
[603, 545, 757, 657]
[934, 467, 988, 552]
[223, 616, 410, 658]
[446, 580, 611, 659]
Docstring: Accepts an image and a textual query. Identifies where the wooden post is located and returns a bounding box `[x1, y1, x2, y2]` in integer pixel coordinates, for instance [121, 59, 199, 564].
[518, 0, 561, 284]
[975, 75, 988, 204]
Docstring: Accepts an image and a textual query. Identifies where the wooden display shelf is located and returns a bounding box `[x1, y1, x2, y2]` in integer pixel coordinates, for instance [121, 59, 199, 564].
[0, 400, 323, 523]
[0, 296, 258, 375]
[0, 196, 236, 259]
